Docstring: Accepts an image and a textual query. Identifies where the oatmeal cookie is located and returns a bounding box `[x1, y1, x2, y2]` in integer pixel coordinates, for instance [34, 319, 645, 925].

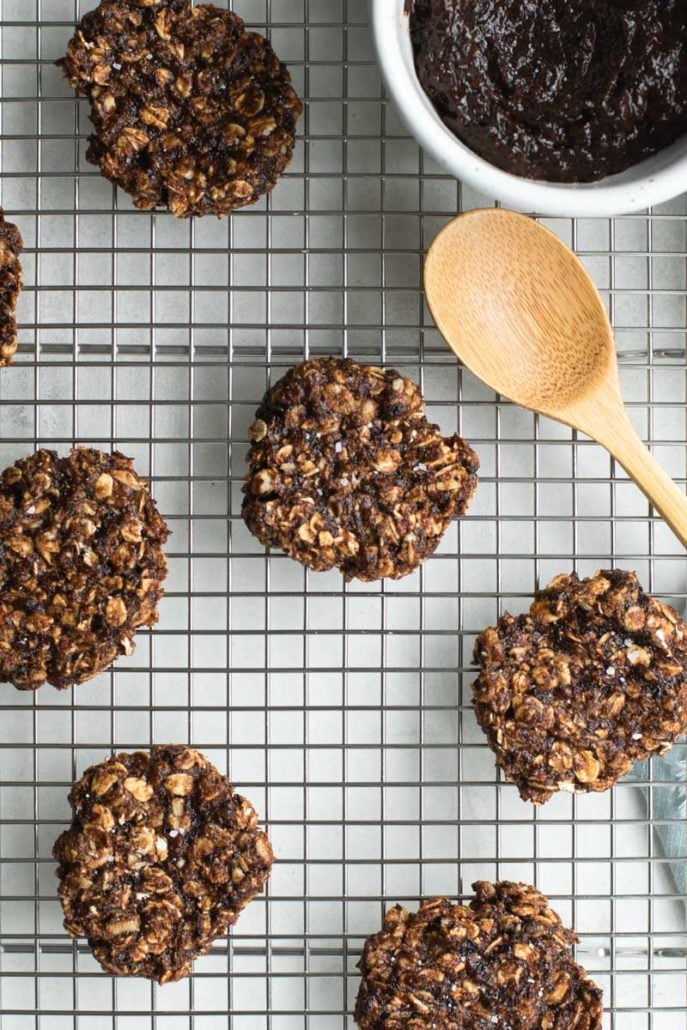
[242, 358, 479, 582]
[473, 569, 687, 804]
[0, 209, 23, 367]
[53, 745, 273, 983]
[59, 0, 303, 217]
[355, 881, 602, 1029]
[0, 447, 169, 690]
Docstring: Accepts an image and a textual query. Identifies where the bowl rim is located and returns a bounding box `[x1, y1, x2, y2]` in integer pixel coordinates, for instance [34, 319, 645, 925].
[372, 0, 687, 218]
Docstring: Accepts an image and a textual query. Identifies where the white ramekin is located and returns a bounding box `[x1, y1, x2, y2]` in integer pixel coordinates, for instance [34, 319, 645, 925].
[373, 0, 687, 217]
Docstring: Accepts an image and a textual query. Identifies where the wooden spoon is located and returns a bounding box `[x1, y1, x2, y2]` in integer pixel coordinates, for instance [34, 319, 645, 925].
[424, 208, 687, 549]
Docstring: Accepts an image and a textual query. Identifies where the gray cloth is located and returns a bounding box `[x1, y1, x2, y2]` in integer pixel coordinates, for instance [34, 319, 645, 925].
[629, 748, 686, 897]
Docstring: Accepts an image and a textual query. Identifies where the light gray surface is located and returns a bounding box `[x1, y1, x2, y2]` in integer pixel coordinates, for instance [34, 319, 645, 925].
[0, 1, 686, 1027]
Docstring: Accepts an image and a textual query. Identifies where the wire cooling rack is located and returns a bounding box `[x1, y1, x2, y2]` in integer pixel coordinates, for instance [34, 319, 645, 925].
[1, 0, 687, 1027]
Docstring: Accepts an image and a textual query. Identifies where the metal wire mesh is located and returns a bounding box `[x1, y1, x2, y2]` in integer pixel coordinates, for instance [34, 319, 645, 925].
[0, 0, 686, 1026]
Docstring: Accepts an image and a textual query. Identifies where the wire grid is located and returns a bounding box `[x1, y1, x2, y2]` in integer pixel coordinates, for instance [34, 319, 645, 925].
[0, 0, 686, 1026]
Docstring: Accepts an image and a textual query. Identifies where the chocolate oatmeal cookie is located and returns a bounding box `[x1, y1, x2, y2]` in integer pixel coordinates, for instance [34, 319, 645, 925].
[0, 209, 23, 368]
[54, 745, 273, 982]
[59, 0, 302, 217]
[473, 569, 687, 805]
[0, 447, 168, 690]
[355, 881, 603, 1029]
[242, 358, 479, 582]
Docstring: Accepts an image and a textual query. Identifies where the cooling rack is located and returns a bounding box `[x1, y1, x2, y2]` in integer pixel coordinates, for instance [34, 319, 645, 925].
[0, 0, 686, 1026]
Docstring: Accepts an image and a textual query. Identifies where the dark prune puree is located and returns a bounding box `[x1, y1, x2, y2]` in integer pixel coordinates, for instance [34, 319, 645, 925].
[410, 0, 687, 183]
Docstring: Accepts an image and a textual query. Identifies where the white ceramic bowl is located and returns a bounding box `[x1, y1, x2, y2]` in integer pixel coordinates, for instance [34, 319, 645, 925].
[373, 0, 687, 217]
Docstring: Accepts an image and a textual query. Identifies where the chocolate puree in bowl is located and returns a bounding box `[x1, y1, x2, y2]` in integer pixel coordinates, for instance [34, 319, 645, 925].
[409, 0, 687, 183]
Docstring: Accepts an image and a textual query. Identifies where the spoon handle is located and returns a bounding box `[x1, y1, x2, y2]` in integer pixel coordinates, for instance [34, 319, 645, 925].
[585, 404, 687, 549]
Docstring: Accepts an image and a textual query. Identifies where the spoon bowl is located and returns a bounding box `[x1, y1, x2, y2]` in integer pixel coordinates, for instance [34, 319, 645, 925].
[425, 208, 687, 549]
[425, 209, 616, 418]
